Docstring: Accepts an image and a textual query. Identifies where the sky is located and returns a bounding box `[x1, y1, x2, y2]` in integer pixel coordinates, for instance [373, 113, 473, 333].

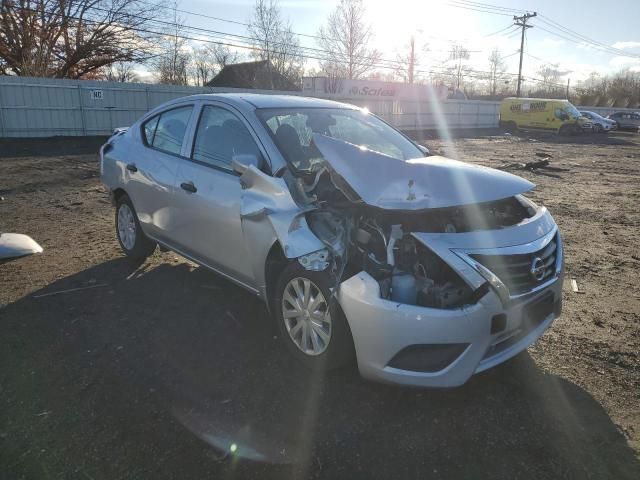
[153, 0, 640, 85]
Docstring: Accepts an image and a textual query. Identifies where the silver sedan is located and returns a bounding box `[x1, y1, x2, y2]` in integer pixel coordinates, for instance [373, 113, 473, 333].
[579, 111, 617, 133]
[100, 94, 563, 387]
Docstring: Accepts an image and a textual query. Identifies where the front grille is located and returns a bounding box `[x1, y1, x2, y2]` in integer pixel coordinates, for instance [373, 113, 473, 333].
[470, 235, 558, 296]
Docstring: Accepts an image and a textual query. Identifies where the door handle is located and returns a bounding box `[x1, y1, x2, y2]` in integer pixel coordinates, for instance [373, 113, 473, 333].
[181, 181, 197, 193]
[126, 163, 138, 173]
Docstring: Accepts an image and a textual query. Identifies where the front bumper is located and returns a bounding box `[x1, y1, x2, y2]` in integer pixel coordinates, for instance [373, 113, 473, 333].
[339, 271, 562, 387]
[337, 210, 564, 388]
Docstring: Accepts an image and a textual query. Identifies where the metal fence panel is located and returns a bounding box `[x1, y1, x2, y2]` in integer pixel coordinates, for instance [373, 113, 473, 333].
[3, 76, 636, 138]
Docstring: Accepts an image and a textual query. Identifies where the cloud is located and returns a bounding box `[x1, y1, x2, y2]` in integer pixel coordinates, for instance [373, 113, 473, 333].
[609, 55, 640, 68]
[576, 41, 599, 51]
[539, 38, 565, 48]
[612, 41, 640, 50]
[607, 55, 640, 75]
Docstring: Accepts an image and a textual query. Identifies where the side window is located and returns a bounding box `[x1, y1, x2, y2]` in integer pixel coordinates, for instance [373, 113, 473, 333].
[145, 106, 193, 155]
[192, 105, 262, 169]
[554, 108, 568, 121]
[143, 115, 159, 145]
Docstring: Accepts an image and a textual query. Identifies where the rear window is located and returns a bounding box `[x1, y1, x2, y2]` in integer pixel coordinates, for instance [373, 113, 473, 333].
[142, 106, 193, 155]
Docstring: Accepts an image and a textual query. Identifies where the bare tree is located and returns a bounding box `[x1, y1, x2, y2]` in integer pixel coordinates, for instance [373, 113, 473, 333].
[190, 44, 241, 86]
[487, 48, 506, 96]
[576, 68, 640, 108]
[537, 63, 566, 93]
[0, 0, 162, 78]
[247, 0, 304, 86]
[317, 0, 381, 80]
[104, 61, 139, 82]
[152, 2, 190, 85]
[209, 44, 240, 70]
[396, 35, 427, 84]
[448, 45, 470, 90]
[191, 47, 214, 87]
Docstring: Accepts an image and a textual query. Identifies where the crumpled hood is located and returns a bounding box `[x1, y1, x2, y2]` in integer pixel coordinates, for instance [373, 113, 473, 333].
[312, 134, 535, 210]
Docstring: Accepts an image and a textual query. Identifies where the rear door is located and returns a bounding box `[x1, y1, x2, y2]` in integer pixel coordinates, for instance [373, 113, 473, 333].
[620, 113, 633, 128]
[126, 104, 195, 243]
[172, 102, 268, 286]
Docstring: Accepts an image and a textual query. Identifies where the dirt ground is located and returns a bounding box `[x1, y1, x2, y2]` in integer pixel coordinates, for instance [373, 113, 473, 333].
[1, 130, 639, 479]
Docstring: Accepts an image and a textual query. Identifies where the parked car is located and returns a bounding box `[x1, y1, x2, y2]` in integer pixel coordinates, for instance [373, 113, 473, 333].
[499, 97, 590, 135]
[100, 94, 564, 387]
[606, 111, 640, 130]
[579, 111, 617, 133]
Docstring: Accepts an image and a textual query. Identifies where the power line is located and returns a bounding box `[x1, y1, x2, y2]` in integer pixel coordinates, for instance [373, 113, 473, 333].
[450, 0, 524, 14]
[12, 4, 523, 83]
[68, 3, 489, 73]
[55, 5, 521, 79]
[483, 24, 519, 38]
[502, 50, 521, 59]
[447, 0, 522, 17]
[536, 15, 640, 59]
[9, 2, 567, 89]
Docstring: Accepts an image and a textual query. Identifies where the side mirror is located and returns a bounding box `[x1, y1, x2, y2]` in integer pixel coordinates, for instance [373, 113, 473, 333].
[231, 154, 261, 175]
[416, 143, 430, 157]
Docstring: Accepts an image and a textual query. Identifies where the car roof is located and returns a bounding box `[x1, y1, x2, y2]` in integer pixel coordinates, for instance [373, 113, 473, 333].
[503, 97, 570, 103]
[173, 93, 358, 110]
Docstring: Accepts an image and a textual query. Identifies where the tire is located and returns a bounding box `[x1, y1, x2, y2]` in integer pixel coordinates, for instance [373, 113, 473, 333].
[504, 121, 518, 133]
[115, 193, 156, 260]
[273, 262, 354, 371]
[558, 124, 572, 136]
[593, 124, 602, 134]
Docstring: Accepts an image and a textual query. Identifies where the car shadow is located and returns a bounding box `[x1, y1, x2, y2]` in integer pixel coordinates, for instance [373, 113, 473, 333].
[1, 257, 638, 479]
[0, 136, 108, 158]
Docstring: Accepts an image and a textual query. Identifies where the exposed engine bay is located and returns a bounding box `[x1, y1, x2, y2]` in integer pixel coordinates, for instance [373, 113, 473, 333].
[299, 167, 536, 310]
[301, 174, 535, 309]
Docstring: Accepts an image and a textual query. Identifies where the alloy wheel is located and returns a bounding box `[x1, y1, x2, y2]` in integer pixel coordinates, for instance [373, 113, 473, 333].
[117, 203, 136, 250]
[281, 277, 332, 355]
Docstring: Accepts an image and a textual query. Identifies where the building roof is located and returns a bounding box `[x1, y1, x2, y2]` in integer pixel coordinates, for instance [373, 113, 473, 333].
[205, 60, 300, 91]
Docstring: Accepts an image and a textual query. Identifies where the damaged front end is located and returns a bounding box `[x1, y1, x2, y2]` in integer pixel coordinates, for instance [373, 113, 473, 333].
[240, 130, 547, 309]
[239, 130, 562, 386]
[273, 134, 541, 310]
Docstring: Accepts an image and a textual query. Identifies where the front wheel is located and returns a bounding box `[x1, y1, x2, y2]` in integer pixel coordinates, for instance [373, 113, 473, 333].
[558, 124, 573, 136]
[273, 262, 354, 371]
[593, 124, 602, 134]
[115, 194, 156, 260]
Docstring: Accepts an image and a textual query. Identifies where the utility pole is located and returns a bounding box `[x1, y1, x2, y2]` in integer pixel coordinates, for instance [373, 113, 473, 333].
[566, 78, 571, 99]
[408, 36, 415, 85]
[514, 12, 537, 97]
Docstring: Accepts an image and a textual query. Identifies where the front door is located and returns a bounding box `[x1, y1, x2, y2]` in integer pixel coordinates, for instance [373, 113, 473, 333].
[172, 103, 267, 286]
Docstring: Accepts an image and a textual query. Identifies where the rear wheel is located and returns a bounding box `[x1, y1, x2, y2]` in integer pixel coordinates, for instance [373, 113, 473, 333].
[501, 121, 518, 133]
[273, 262, 354, 371]
[115, 194, 156, 260]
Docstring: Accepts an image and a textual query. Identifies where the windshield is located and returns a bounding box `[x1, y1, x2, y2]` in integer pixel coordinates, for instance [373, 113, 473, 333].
[564, 104, 582, 119]
[257, 107, 423, 171]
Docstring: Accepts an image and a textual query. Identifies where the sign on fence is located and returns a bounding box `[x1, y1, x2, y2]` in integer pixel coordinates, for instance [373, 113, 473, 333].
[90, 90, 104, 101]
